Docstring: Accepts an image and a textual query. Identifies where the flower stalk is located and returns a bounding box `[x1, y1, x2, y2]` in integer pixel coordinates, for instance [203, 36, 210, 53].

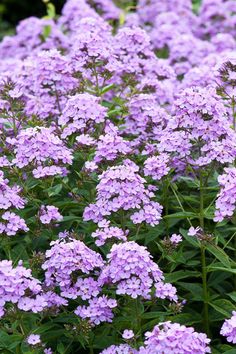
[199, 171, 210, 337]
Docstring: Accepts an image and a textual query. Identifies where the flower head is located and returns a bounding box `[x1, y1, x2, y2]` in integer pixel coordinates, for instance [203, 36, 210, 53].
[27, 334, 41, 346]
[122, 329, 134, 340]
[220, 311, 236, 344]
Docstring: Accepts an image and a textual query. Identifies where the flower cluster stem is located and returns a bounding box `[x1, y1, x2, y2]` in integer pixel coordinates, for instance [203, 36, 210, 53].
[232, 97, 236, 290]
[199, 171, 210, 337]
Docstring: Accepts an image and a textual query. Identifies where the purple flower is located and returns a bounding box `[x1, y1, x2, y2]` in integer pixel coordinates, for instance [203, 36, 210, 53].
[1, 212, 29, 236]
[93, 123, 132, 165]
[100, 344, 138, 354]
[44, 349, 53, 354]
[170, 234, 182, 245]
[39, 205, 63, 224]
[83, 160, 162, 226]
[198, 0, 236, 38]
[157, 86, 236, 169]
[92, 222, 128, 246]
[99, 241, 166, 299]
[74, 277, 101, 300]
[220, 311, 236, 344]
[122, 330, 134, 339]
[155, 282, 178, 302]
[144, 154, 170, 181]
[125, 94, 171, 138]
[69, 16, 115, 76]
[42, 239, 104, 299]
[59, 0, 99, 32]
[188, 227, 201, 237]
[139, 321, 211, 353]
[0, 18, 68, 60]
[27, 334, 41, 346]
[214, 168, 236, 222]
[76, 134, 96, 146]
[0, 171, 26, 210]
[75, 295, 117, 325]
[0, 259, 48, 316]
[59, 93, 107, 138]
[33, 166, 68, 179]
[7, 126, 73, 177]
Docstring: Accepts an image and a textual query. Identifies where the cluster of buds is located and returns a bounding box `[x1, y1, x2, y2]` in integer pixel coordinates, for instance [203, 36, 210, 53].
[188, 227, 213, 243]
[162, 234, 182, 253]
[29, 251, 46, 271]
[58, 230, 85, 241]
[169, 300, 187, 315]
[217, 60, 236, 99]
[64, 320, 92, 338]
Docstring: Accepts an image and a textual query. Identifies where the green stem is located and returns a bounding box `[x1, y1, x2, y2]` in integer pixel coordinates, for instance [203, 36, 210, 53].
[135, 298, 141, 334]
[120, 210, 126, 232]
[199, 171, 210, 337]
[12, 115, 17, 136]
[232, 97, 236, 290]
[92, 64, 100, 96]
[204, 162, 215, 187]
[163, 179, 169, 234]
[87, 335, 94, 354]
[19, 324, 25, 336]
[63, 339, 74, 354]
[170, 184, 192, 227]
[232, 96, 236, 130]
[199, 172, 204, 229]
[201, 246, 209, 335]
[134, 224, 141, 241]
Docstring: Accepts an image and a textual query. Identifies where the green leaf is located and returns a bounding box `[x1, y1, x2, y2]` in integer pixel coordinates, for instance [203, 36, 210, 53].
[203, 206, 215, 220]
[208, 271, 231, 288]
[60, 215, 81, 222]
[171, 312, 202, 325]
[36, 323, 59, 334]
[178, 176, 199, 188]
[178, 282, 203, 301]
[57, 343, 66, 354]
[11, 243, 29, 262]
[209, 299, 235, 317]
[43, 25, 52, 39]
[165, 270, 201, 283]
[180, 228, 199, 247]
[107, 109, 123, 117]
[141, 312, 167, 319]
[119, 12, 126, 25]
[47, 184, 62, 197]
[20, 342, 32, 354]
[206, 244, 232, 268]
[228, 291, 236, 303]
[43, 329, 66, 341]
[219, 344, 236, 352]
[101, 84, 115, 94]
[0, 331, 22, 352]
[164, 212, 197, 219]
[47, 3, 56, 19]
[144, 223, 165, 245]
[208, 266, 236, 274]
